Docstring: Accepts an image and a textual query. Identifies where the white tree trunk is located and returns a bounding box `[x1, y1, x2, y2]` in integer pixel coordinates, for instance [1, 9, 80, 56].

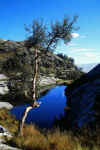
[20, 48, 39, 135]
[32, 48, 38, 101]
[20, 106, 33, 136]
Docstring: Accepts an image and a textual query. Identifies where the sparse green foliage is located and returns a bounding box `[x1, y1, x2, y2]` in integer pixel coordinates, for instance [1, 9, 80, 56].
[24, 16, 78, 100]
[25, 16, 78, 51]
[25, 20, 47, 49]
[46, 16, 78, 50]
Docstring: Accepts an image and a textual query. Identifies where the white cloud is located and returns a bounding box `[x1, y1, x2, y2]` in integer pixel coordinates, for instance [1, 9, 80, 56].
[74, 52, 100, 64]
[71, 33, 80, 38]
[70, 48, 95, 53]
[84, 52, 98, 58]
[71, 33, 88, 39]
[56, 40, 100, 65]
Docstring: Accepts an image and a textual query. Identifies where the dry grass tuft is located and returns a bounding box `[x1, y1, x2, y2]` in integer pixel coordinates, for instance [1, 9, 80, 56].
[47, 129, 75, 150]
[0, 108, 100, 150]
[0, 108, 19, 134]
[11, 126, 79, 150]
[12, 125, 49, 150]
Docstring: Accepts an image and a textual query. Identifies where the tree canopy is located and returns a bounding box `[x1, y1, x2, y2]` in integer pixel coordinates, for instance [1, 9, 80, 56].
[24, 15, 78, 51]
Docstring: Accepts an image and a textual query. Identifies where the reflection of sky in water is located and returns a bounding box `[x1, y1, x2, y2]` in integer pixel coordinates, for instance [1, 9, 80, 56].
[11, 86, 67, 128]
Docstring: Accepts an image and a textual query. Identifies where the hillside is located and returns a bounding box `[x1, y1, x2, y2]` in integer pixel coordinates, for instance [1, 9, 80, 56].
[0, 39, 82, 78]
[78, 63, 99, 72]
[65, 64, 100, 129]
[0, 39, 83, 99]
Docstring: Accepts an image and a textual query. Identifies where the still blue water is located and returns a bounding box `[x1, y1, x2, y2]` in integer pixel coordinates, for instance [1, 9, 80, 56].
[10, 85, 96, 129]
[11, 86, 67, 128]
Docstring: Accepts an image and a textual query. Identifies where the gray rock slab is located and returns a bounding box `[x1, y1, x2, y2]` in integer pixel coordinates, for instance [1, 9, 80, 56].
[0, 102, 13, 109]
[0, 144, 21, 150]
[0, 125, 21, 150]
[0, 74, 9, 95]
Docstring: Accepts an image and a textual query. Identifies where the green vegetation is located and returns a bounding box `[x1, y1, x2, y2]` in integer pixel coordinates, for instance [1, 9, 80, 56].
[0, 17, 88, 149]
[0, 108, 100, 150]
[0, 38, 83, 100]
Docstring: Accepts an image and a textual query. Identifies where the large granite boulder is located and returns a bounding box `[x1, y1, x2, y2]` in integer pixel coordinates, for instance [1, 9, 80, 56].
[0, 74, 9, 95]
[65, 64, 100, 129]
[0, 102, 13, 109]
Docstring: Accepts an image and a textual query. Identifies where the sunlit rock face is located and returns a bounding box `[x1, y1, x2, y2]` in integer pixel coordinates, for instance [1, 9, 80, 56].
[65, 64, 100, 129]
[0, 102, 13, 109]
[0, 74, 9, 95]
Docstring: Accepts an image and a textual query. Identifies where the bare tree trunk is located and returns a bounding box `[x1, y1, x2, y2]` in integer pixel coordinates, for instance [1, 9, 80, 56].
[32, 48, 38, 101]
[20, 48, 38, 135]
[20, 101, 41, 136]
[20, 106, 32, 136]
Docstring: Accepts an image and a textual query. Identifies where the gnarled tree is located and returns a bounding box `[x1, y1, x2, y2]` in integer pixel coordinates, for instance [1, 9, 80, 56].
[20, 16, 78, 135]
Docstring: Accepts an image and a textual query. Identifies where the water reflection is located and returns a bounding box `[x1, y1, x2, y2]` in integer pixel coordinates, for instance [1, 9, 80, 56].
[11, 86, 67, 128]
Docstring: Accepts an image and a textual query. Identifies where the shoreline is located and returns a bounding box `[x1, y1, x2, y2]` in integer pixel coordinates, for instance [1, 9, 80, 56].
[0, 79, 72, 108]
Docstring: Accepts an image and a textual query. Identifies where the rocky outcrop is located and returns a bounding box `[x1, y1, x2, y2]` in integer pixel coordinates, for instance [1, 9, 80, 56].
[0, 125, 11, 137]
[0, 125, 21, 150]
[0, 74, 13, 109]
[0, 102, 13, 109]
[0, 74, 9, 95]
[0, 144, 21, 150]
[65, 64, 100, 129]
[39, 75, 59, 86]
[0, 39, 83, 80]
[0, 39, 83, 101]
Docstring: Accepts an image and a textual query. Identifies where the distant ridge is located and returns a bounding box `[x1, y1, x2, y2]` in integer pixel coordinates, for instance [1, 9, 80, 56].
[88, 63, 100, 77]
[66, 63, 100, 93]
[78, 63, 99, 72]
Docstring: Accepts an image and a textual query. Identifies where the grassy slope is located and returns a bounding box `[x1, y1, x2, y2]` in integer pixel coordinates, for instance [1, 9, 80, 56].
[0, 108, 100, 150]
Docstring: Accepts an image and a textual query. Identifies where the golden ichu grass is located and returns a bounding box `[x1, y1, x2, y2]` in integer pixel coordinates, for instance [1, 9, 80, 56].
[0, 108, 19, 134]
[0, 108, 100, 150]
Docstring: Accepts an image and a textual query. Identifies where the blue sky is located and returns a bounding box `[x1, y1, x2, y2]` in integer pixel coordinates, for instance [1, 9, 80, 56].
[0, 0, 100, 65]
